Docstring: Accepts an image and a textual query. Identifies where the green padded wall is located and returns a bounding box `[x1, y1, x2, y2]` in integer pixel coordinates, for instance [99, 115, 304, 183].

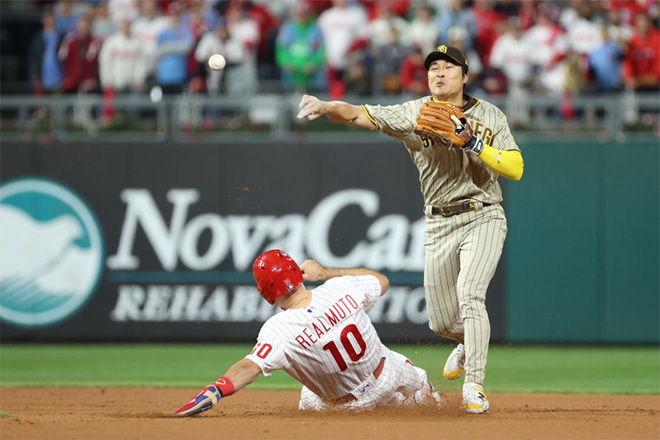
[505, 139, 659, 343]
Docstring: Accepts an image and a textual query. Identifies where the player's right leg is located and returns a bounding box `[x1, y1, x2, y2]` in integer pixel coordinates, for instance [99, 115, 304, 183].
[424, 216, 467, 382]
[423, 215, 463, 341]
[424, 216, 465, 380]
[443, 343, 465, 380]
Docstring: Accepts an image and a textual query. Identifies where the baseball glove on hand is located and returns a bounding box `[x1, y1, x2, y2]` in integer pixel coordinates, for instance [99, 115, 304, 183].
[414, 102, 484, 154]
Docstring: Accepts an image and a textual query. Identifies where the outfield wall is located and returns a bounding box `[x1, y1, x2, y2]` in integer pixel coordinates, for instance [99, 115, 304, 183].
[1, 140, 657, 344]
[504, 140, 659, 344]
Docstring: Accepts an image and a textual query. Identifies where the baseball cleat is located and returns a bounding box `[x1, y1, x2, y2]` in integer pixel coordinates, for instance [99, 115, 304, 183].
[462, 381, 489, 414]
[173, 385, 222, 416]
[443, 343, 465, 380]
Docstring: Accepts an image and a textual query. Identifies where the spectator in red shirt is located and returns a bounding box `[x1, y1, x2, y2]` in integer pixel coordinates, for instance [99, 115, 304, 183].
[58, 14, 102, 93]
[183, 8, 209, 90]
[622, 13, 660, 91]
[607, 0, 651, 25]
[517, 0, 537, 31]
[471, 0, 506, 68]
[400, 45, 427, 97]
[358, 0, 411, 20]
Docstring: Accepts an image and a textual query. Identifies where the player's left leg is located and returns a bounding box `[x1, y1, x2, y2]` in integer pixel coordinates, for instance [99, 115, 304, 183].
[456, 206, 507, 386]
[386, 350, 445, 407]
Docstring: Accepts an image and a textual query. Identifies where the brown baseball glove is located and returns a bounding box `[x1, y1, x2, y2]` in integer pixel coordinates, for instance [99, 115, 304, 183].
[414, 102, 474, 147]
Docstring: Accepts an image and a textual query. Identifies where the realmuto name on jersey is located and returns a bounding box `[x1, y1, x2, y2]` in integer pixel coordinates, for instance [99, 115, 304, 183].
[295, 294, 359, 349]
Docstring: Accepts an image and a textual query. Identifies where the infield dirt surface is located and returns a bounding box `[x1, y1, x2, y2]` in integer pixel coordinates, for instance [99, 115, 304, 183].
[1, 388, 658, 439]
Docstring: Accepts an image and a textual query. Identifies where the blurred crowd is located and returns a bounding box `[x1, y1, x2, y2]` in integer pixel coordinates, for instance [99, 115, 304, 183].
[21, 0, 660, 102]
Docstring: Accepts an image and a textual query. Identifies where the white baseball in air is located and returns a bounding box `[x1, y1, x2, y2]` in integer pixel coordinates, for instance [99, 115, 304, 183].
[208, 54, 226, 71]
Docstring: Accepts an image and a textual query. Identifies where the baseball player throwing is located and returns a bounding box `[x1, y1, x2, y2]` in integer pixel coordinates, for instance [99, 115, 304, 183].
[297, 45, 524, 413]
[174, 250, 443, 416]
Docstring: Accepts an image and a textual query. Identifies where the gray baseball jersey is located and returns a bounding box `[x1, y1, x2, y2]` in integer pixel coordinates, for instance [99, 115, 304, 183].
[363, 95, 517, 386]
[245, 275, 435, 409]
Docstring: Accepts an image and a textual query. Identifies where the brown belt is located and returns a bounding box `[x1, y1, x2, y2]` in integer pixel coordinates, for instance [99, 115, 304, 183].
[330, 357, 386, 404]
[430, 201, 492, 217]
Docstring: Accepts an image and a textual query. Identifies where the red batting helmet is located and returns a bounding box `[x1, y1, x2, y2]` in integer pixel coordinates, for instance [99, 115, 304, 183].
[252, 250, 303, 304]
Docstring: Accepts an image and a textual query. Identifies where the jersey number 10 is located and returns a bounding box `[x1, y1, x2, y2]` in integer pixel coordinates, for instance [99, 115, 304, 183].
[322, 324, 366, 371]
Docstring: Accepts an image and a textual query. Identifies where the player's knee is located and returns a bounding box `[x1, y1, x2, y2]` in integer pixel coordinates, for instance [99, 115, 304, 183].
[298, 387, 326, 411]
[428, 320, 455, 338]
[457, 285, 488, 305]
[458, 297, 487, 317]
[428, 320, 443, 335]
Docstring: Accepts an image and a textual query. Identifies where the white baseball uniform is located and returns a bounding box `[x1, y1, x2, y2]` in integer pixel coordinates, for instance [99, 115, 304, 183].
[363, 95, 518, 385]
[245, 275, 437, 410]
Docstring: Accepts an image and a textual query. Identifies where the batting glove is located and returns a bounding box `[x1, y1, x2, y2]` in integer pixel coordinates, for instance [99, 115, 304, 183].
[173, 383, 222, 416]
[450, 115, 484, 155]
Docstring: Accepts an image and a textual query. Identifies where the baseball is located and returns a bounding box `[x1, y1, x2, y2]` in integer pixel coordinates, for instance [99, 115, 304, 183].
[208, 54, 226, 71]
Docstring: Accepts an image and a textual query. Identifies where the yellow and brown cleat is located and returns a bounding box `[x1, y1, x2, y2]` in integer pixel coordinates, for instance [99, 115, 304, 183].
[462, 382, 489, 414]
[443, 343, 465, 380]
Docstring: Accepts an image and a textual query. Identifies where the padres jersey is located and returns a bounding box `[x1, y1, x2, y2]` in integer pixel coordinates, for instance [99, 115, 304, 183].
[245, 276, 385, 401]
[363, 95, 519, 206]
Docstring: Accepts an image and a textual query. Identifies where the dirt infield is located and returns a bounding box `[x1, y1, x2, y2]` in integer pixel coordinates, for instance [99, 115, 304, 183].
[1, 388, 658, 440]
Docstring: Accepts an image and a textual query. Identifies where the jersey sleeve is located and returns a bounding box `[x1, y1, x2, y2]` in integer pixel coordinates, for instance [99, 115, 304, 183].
[363, 101, 419, 140]
[244, 322, 289, 377]
[355, 275, 382, 311]
[333, 275, 382, 311]
[490, 109, 520, 152]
